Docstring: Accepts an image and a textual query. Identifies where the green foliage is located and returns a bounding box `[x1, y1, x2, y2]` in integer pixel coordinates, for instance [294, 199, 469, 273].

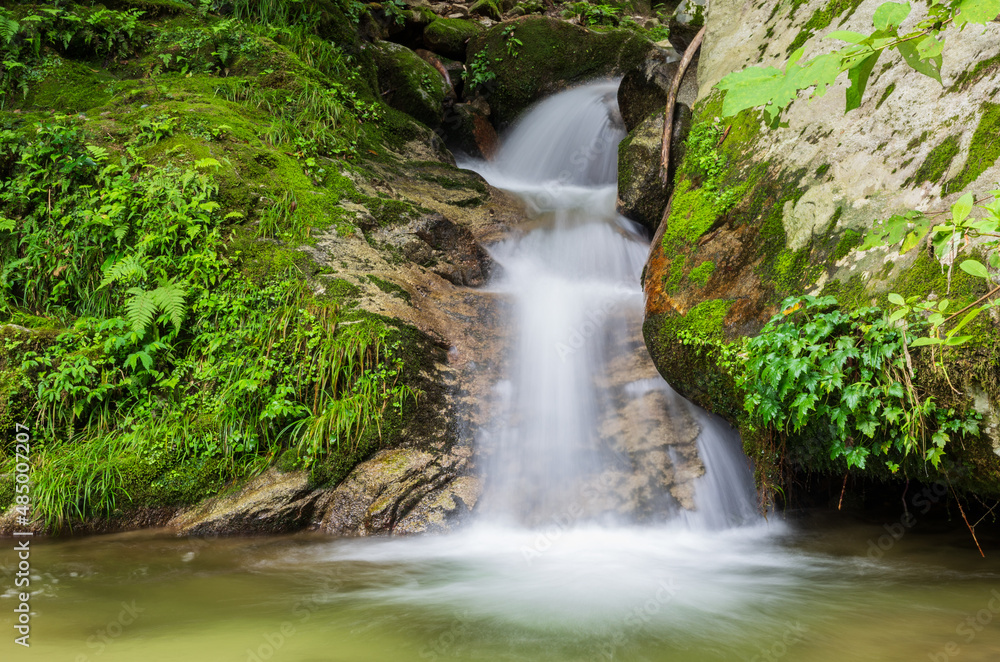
[716, 0, 1000, 125]
[0, 114, 416, 528]
[566, 2, 622, 26]
[743, 295, 979, 471]
[463, 49, 499, 89]
[501, 25, 523, 57]
[0, 5, 146, 104]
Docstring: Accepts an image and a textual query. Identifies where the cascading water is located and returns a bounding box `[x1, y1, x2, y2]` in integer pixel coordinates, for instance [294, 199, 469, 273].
[464, 80, 759, 529]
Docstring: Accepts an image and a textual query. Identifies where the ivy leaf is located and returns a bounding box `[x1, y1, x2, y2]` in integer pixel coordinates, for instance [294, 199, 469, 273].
[959, 258, 990, 279]
[896, 40, 942, 84]
[873, 1, 911, 29]
[846, 52, 881, 112]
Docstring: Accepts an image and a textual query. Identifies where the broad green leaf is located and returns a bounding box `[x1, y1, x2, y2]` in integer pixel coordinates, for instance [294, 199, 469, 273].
[959, 258, 990, 279]
[938, 298, 950, 311]
[950, 308, 983, 336]
[888, 293, 906, 305]
[953, 0, 1000, 25]
[889, 308, 909, 322]
[910, 336, 942, 346]
[717, 66, 787, 117]
[873, 1, 911, 29]
[944, 334, 972, 346]
[846, 52, 880, 112]
[826, 30, 870, 44]
[900, 225, 930, 253]
[915, 35, 944, 60]
[990, 253, 1000, 269]
[897, 41, 942, 84]
[952, 193, 974, 224]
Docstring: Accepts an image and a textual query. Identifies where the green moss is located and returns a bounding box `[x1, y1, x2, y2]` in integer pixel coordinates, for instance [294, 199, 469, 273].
[689, 260, 716, 287]
[372, 42, 448, 128]
[906, 131, 929, 152]
[876, 82, 896, 110]
[950, 52, 1000, 92]
[326, 278, 362, 299]
[661, 180, 719, 252]
[367, 275, 412, 303]
[832, 228, 863, 261]
[909, 134, 960, 186]
[947, 103, 1000, 193]
[664, 255, 687, 293]
[21, 59, 116, 113]
[467, 16, 653, 125]
[815, 163, 831, 178]
[424, 18, 482, 59]
[786, 0, 866, 54]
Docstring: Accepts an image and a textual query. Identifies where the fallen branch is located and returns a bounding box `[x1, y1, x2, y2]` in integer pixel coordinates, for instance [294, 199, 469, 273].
[659, 25, 706, 184]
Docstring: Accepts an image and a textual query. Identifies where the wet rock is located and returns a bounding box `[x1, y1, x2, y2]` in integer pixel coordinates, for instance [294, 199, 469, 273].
[667, 0, 706, 50]
[317, 445, 481, 535]
[441, 101, 499, 159]
[466, 16, 656, 127]
[617, 103, 691, 233]
[424, 17, 482, 60]
[371, 41, 450, 128]
[617, 47, 688, 133]
[166, 470, 322, 536]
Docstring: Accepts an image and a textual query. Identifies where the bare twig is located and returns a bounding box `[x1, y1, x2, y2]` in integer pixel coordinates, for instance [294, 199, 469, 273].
[949, 480, 985, 558]
[838, 472, 848, 510]
[660, 25, 706, 184]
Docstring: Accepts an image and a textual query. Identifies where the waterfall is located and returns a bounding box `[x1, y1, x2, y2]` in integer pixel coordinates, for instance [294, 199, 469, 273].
[461, 80, 760, 529]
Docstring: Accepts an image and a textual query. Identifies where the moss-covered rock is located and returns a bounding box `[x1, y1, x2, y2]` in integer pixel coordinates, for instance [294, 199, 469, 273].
[466, 16, 656, 127]
[372, 41, 450, 128]
[617, 105, 692, 233]
[637, 0, 1000, 504]
[424, 17, 482, 61]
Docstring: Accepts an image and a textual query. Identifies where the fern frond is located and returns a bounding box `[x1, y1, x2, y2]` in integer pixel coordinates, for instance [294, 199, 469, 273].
[0, 16, 19, 45]
[100, 254, 147, 288]
[151, 282, 186, 333]
[124, 287, 156, 334]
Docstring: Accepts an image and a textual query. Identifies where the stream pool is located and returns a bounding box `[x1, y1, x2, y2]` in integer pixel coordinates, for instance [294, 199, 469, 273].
[3, 516, 998, 661]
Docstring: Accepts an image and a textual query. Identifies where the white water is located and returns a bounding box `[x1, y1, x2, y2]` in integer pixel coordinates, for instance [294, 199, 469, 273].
[279, 81, 815, 648]
[464, 79, 759, 529]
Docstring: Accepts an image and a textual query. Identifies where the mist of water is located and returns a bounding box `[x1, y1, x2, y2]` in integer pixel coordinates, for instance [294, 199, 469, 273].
[463, 79, 759, 529]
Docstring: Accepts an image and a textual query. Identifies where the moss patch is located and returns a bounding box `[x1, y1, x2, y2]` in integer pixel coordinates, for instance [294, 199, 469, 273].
[947, 103, 1000, 193]
[786, 0, 866, 54]
[689, 260, 716, 287]
[832, 228, 863, 261]
[909, 135, 960, 186]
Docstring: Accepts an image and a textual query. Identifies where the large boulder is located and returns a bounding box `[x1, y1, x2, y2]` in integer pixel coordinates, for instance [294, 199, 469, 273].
[424, 17, 483, 60]
[639, 0, 1000, 496]
[166, 470, 321, 535]
[466, 16, 657, 127]
[317, 446, 481, 535]
[617, 103, 692, 233]
[371, 41, 450, 128]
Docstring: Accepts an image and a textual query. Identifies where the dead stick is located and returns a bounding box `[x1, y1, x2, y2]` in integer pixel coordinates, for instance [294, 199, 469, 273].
[942, 284, 1000, 325]
[660, 25, 707, 184]
[838, 472, 848, 510]
[949, 480, 985, 558]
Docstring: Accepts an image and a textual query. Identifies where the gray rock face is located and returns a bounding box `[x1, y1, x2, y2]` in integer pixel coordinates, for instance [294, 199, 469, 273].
[167, 470, 321, 536]
[317, 444, 481, 535]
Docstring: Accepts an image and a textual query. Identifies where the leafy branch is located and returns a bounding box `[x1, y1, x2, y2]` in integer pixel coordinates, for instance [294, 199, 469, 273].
[716, 0, 1000, 124]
